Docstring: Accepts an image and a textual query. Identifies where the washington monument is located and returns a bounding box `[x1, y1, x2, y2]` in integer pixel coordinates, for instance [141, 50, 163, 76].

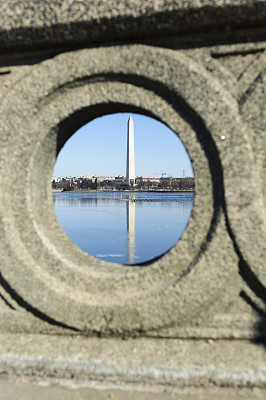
[126, 115, 135, 185]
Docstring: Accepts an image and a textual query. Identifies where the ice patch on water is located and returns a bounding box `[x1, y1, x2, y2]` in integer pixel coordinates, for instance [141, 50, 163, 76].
[96, 253, 123, 258]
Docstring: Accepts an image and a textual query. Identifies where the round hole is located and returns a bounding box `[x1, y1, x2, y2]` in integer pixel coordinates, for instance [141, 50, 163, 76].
[52, 113, 194, 265]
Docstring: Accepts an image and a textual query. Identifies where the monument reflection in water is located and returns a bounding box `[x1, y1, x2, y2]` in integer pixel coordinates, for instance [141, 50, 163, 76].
[53, 192, 193, 265]
[127, 195, 136, 264]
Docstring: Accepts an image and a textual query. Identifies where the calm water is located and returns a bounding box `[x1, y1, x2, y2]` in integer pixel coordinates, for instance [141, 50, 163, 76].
[53, 191, 194, 265]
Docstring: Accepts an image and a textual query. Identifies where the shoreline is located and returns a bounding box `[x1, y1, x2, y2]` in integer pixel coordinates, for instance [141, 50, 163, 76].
[52, 189, 194, 193]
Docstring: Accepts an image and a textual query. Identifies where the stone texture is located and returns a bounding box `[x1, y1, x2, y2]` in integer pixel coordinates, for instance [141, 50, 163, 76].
[0, 0, 265, 392]
[1, 335, 266, 390]
[1, 379, 265, 400]
[0, 1, 265, 52]
[0, 45, 248, 335]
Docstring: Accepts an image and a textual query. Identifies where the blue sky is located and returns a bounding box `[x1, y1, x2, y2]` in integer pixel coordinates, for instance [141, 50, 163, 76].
[53, 113, 194, 178]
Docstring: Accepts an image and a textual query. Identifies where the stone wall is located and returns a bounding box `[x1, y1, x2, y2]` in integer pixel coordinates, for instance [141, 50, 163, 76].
[0, 0, 265, 390]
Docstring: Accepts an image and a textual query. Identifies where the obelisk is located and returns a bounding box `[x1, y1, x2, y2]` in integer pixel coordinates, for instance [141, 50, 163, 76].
[126, 115, 135, 186]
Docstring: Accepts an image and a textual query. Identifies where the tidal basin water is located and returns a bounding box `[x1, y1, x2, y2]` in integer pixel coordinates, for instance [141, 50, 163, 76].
[53, 191, 194, 265]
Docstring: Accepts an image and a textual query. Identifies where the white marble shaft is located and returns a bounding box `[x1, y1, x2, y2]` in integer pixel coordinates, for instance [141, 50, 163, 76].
[126, 116, 135, 185]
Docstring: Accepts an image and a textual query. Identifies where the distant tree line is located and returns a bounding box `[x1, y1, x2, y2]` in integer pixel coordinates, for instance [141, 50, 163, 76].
[137, 177, 194, 191]
[52, 177, 194, 191]
[52, 178, 98, 190]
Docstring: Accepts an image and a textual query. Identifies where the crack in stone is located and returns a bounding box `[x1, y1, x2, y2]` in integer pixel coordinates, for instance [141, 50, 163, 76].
[239, 72, 264, 110]
[0, 273, 80, 332]
[0, 291, 16, 311]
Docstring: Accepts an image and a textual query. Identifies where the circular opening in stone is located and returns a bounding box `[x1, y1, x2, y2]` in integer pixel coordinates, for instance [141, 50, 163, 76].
[52, 113, 194, 265]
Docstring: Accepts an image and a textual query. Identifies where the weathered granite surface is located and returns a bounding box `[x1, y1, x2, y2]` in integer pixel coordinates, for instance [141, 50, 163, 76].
[1, 379, 265, 400]
[0, 1, 265, 51]
[1, 335, 266, 390]
[0, 0, 265, 391]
